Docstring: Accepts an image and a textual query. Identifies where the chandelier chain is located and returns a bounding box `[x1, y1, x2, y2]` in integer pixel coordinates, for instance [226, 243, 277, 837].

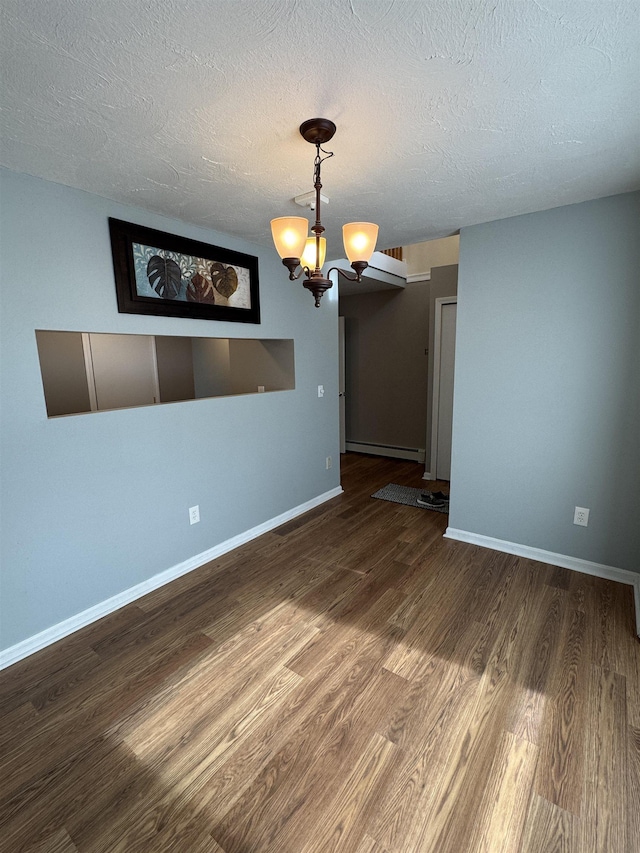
[313, 145, 334, 186]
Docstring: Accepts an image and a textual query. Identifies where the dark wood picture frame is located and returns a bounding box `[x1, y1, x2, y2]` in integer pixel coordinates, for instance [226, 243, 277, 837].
[109, 218, 260, 324]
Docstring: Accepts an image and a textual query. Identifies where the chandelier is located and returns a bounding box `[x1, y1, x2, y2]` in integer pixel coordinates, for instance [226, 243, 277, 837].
[270, 118, 379, 307]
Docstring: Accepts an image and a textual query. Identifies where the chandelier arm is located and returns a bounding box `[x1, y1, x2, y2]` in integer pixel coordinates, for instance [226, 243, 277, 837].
[327, 262, 369, 283]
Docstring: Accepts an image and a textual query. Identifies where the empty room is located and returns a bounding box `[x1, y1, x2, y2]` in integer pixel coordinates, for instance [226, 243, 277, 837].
[1, 2, 639, 851]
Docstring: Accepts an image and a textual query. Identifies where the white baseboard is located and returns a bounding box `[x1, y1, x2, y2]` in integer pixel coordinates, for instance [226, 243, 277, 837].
[0, 486, 344, 671]
[422, 471, 433, 480]
[445, 527, 640, 638]
[346, 441, 426, 464]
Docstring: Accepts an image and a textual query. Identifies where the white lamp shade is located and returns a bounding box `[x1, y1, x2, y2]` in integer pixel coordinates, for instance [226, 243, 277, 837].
[300, 236, 327, 270]
[270, 217, 308, 259]
[342, 222, 378, 264]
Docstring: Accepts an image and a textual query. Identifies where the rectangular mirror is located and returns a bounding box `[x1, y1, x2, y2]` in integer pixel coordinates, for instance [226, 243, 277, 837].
[36, 331, 295, 417]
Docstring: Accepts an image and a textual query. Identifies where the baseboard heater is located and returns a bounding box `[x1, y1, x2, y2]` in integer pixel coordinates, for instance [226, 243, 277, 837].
[345, 441, 426, 464]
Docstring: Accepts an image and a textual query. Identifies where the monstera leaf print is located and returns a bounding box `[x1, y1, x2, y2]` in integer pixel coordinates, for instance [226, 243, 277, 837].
[210, 262, 238, 299]
[147, 255, 182, 299]
[186, 272, 216, 303]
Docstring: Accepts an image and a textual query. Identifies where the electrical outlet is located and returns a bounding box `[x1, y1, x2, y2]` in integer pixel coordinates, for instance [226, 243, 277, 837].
[318, 385, 325, 398]
[573, 506, 589, 527]
[189, 505, 200, 525]
[326, 456, 332, 470]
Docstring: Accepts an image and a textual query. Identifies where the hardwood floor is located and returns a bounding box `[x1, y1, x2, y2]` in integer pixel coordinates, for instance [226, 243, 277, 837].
[1, 453, 638, 852]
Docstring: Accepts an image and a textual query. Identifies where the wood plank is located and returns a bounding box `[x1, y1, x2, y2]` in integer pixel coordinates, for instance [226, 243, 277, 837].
[504, 584, 566, 745]
[520, 795, 577, 853]
[0, 648, 103, 716]
[627, 725, 640, 850]
[211, 665, 404, 853]
[368, 674, 483, 851]
[0, 700, 39, 753]
[586, 574, 635, 676]
[299, 732, 398, 853]
[535, 608, 588, 813]
[354, 837, 390, 853]
[21, 827, 80, 853]
[580, 665, 628, 853]
[285, 583, 408, 678]
[377, 619, 486, 751]
[268, 669, 407, 853]
[123, 632, 309, 761]
[465, 731, 538, 852]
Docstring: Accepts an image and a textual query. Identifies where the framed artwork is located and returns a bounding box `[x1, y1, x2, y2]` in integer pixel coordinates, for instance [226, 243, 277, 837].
[109, 218, 260, 324]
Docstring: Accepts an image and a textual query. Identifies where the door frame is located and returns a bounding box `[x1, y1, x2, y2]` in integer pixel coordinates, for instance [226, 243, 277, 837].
[429, 296, 457, 479]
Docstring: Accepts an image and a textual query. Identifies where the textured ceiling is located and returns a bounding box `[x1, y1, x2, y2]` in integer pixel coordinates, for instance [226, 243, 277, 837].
[1, 0, 638, 253]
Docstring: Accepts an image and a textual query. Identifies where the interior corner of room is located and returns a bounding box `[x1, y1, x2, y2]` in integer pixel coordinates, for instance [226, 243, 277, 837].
[1, 3, 640, 849]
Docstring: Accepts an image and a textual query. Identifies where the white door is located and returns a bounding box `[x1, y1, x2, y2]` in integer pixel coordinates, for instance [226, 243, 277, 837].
[430, 298, 457, 481]
[88, 333, 159, 411]
[338, 316, 346, 454]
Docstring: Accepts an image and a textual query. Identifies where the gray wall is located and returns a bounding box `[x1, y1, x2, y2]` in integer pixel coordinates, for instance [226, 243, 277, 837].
[228, 339, 294, 395]
[450, 192, 640, 573]
[192, 338, 232, 398]
[156, 335, 196, 403]
[340, 281, 430, 450]
[0, 167, 341, 652]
